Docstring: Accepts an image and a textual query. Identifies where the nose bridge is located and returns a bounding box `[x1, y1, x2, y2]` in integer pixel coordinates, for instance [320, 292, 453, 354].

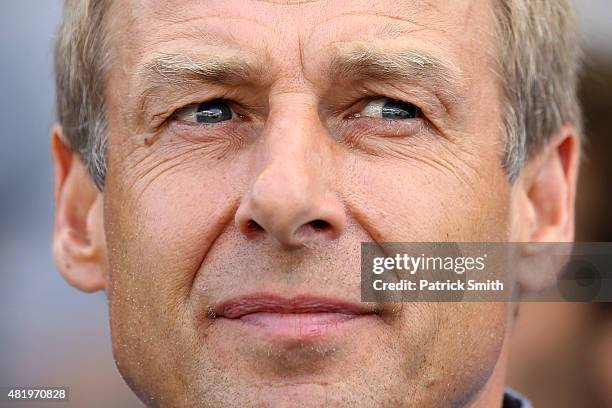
[235, 91, 346, 248]
[263, 93, 322, 195]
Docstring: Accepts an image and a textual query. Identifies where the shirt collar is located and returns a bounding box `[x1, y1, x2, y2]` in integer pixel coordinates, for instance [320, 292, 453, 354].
[503, 387, 533, 408]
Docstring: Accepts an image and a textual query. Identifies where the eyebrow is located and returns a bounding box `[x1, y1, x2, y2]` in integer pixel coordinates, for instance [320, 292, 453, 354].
[328, 47, 463, 108]
[134, 47, 463, 118]
[134, 52, 261, 117]
[137, 52, 258, 87]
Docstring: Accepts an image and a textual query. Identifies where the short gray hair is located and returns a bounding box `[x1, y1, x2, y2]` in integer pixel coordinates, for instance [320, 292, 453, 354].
[54, 0, 582, 189]
[493, 0, 582, 180]
[54, 0, 111, 189]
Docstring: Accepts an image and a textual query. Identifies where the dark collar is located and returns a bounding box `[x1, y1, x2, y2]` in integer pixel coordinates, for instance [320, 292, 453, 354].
[503, 388, 533, 408]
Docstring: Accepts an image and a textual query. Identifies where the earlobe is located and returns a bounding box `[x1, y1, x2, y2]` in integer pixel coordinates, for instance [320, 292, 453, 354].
[51, 126, 108, 292]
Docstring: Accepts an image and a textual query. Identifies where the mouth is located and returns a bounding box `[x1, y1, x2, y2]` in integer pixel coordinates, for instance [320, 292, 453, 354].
[213, 294, 380, 339]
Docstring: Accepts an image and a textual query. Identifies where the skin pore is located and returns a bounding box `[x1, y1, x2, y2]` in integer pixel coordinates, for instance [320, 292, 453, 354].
[51, 0, 580, 407]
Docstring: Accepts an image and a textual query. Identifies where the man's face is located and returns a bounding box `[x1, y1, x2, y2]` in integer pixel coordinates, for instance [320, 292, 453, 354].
[102, 0, 512, 406]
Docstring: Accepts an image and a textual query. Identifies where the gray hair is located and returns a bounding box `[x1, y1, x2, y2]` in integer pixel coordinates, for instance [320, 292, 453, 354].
[54, 0, 582, 189]
[493, 0, 582, 180]
[54, 0, 111, 189]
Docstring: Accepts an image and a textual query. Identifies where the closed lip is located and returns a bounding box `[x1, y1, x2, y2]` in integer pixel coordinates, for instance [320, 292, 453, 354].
[213, 293, 378, 319]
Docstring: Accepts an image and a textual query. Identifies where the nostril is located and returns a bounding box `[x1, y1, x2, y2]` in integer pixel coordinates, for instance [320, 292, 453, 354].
[293, 219, 338, 244]
[247, 219, 264, 232]
[308, 219, 331, 231]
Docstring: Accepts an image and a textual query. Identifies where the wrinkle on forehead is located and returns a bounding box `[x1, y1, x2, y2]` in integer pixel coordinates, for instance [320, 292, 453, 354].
[110, 0, 497, 106]
[139, 0, 322, 12]
[118, 0, 483, 46]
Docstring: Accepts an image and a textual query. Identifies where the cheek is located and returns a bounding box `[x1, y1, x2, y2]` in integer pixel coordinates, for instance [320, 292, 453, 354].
[341, 150, 512, 241]
[103, 160, 247, 401]
[102, 152, 247, 365]
[105, 165, 242, 303]
[433, 303, 509, 399]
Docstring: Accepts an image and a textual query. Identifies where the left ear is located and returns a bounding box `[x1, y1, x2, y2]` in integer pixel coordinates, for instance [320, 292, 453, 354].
[51, 126, 109, 292]
[511, 125, 581, 291]
[513, 124, 581, 243]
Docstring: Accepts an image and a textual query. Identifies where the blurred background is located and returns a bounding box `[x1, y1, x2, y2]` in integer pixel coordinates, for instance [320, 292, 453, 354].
[0, 1, 610, 407]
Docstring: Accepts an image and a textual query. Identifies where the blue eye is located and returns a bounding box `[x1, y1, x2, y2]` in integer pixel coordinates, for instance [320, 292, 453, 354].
[360, 98, 421, 120]
[196, 100, 232, 123]
[175, 99, 234, 124]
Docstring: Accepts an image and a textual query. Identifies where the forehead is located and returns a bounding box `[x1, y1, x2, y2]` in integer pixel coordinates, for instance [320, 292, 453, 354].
[110, 0, 496, 74]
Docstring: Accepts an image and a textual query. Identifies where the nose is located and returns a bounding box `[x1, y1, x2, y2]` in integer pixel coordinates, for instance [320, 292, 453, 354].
[235, 95, 347, 249]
